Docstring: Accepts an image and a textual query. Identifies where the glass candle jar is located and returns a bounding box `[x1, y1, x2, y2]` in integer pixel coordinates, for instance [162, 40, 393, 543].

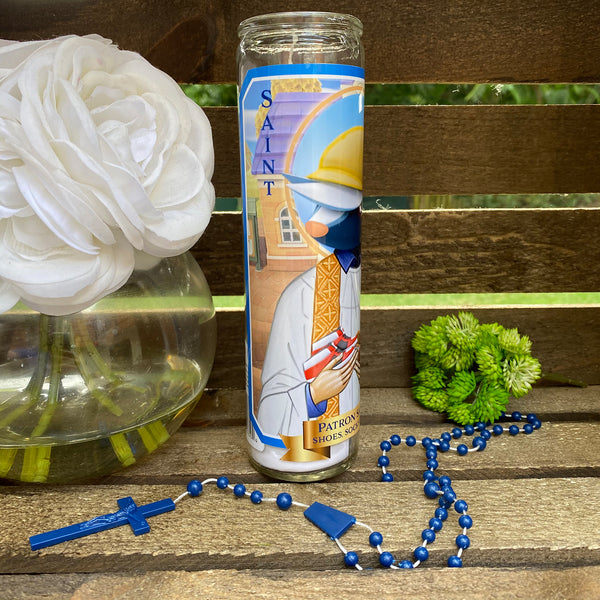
[238, 12, 364, 481]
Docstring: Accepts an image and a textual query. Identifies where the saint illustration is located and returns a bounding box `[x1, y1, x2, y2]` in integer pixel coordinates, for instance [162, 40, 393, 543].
[256, 125, 362, 461]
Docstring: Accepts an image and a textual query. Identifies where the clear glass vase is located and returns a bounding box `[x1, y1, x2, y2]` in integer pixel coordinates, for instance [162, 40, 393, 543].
[0, 252, 216, 483]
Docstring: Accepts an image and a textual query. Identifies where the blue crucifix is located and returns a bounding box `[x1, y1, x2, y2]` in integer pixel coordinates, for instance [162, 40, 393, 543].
[29, 496, 176, 550]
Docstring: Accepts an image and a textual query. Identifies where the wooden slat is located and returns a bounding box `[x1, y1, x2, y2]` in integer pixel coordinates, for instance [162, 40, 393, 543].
[185, 387, 600, 429]
[3, 566, 597, 600]
[3, 478, 599, 572]
[99, 420, 600, 485]
[98, 423, 600, 486]
[209, 306, 600, 389]
[194, 208, 600, 296]
[208, 105, 600, 198]
[3, 0, 600, 84]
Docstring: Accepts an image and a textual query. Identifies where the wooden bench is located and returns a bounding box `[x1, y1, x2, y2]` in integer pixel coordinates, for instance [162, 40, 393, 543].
[2, 1, 599, 597]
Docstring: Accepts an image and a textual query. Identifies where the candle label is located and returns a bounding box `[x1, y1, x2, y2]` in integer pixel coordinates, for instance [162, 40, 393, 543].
[239, 64, 364, 470]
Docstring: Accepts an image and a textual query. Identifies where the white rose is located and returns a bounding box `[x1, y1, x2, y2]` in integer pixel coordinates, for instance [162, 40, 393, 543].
[0, 34, 215, 315]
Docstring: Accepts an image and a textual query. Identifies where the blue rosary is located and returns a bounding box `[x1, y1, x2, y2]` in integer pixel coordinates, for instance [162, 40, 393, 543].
[29, 411, 541, 569]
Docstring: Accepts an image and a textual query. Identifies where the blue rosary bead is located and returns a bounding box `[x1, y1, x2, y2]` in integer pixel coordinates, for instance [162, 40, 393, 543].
[186, 480, 203, 497]
[459, 514, 473, 529]
[344, 551, 359, 567]
[422, 436, 433, 448]
[481, 429, 491, 440]
[456, 534, 471, 549]
[422, 528, 436, 543]
[414, 545, 429, 562]
[379, 551, 395, 567]
[509, 425, 520, 436]
[492, 424, 504, 436]
[523, 423, 534, 434]
[512, 411, 522, 421]
[276, 493, 293, 510]
[447, 555, 463, 568]
[454, 499, 468, 513]
[441, 431, 452, 442]
[457, 444, 468, 456]
[452, 427, 463, 439]
[424, 482, 440, 499]
[369, 531, 383, 547]
[250, 490, 263, 504]
[439, 496, 453, 509]
[435, 507, 448, 521]
[526, 413, 537, 423]
[233, 484, 246, 498]
[464, 424, 475, 435]
[382, 472, 394, 482]
[532, 418, 542, 429]
[380, 440, 392, 452]
[405, 435, 417, 447]
[438, 475, 452, 488]
[378, 455, 390, 467]
[476, 421, 487, 431]
[425, 447, 438, 459]
[423, 470, 437, 482]
[399, 560, 414, 568]
[443, 488, 457, 503]
[438, 440, 451, 452]
[429, 517, 443, 531]
[216, 476, 229, 489]
[426, 458, 439, 470]
[390, 434, 401, 446]
[472, 436, 486, 451]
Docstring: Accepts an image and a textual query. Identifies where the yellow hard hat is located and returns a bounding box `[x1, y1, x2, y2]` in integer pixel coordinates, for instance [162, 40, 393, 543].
[308, 126, 363, 190]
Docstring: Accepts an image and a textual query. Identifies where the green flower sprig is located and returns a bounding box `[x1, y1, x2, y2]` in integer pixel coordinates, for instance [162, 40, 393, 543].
[411, 312, 541, 425]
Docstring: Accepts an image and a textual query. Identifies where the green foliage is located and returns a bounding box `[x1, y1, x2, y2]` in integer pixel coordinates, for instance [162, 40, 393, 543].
[182, 83, 600, 108]
[411, 312, 541, 425]
[181, 84, 237, 106]
[365, 83, 600, 106]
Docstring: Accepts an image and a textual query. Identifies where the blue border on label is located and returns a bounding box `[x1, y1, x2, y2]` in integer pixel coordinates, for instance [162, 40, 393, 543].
[238, 62, 364, 450]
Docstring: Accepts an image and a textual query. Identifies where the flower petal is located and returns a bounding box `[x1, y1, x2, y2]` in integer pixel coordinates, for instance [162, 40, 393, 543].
[13, 164, 99, 254]
[0, 278, 19, 313]
[149, 144, 205, 209]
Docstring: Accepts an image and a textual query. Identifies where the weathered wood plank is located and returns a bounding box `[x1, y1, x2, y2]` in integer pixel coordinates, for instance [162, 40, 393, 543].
[186, 386, 600, 428]
[207, 106, 600, 198]
[209, 307, 600, 389]
[195, 208, 600, 296]
[99, 420, 600, 484]
[4, 478, 599, 572]
[3, 0, 600, 84]
[2, 566, 597, 600]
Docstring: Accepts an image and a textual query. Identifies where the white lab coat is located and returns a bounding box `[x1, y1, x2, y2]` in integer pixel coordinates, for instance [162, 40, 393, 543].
[256, 259, 360, 438]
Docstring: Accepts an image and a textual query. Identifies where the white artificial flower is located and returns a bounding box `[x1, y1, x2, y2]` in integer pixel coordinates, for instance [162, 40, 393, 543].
[0, 35, 215, 315]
